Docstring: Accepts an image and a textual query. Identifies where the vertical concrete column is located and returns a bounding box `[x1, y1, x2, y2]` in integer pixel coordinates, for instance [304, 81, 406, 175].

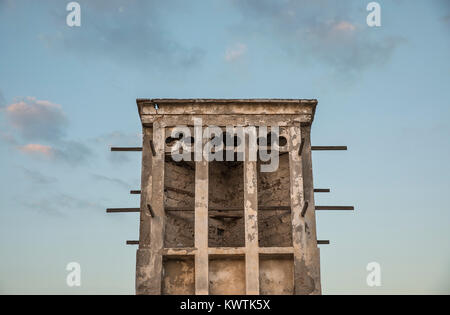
[300, 125, 322, 295]
[136, 127, 153, 294]
[195, 126, 209, 295]
[140, 122, 165, 294]
[289, 125, 314, 295]
[244, 129, 260, 295]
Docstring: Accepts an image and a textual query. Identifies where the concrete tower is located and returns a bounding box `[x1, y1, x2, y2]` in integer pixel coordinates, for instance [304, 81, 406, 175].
[107, 99, 352, 295]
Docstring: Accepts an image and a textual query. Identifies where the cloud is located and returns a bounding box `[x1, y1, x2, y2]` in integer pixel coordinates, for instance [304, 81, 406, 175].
[21, 199, 66, 218]
[38, 0, 205, 70]
[225, 43, 248, 62]
[21, 167, 58, 185]
[91, 173, 130, 189]
[17, 141, 92, 165]
[4, 97, 67, 141]
[0, 131, 18, 145]
[18, 143, 54, 157]
[332, 21, 356, 32]
[21, 193, 104, 217]
[53, 193, 103, 211]
[53, 140, 93, 165]
[91, 131, 142, 164]
[231, 0, 404, 74]
[1, 97, 92, 165]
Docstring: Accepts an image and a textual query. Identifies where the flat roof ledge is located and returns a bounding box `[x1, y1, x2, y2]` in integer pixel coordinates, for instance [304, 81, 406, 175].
[136, 98, 318, 125]
[137, 98, 317, 103]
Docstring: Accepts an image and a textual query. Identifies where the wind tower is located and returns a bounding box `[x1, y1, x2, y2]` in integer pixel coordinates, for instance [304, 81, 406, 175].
[107, 99, 353, 295]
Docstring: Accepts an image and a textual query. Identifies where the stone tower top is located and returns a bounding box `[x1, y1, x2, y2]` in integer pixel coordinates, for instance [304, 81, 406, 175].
[136, 98, 318, 126]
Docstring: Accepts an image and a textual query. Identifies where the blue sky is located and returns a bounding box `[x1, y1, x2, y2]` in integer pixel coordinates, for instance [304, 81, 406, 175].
[0, 0, 449, 294]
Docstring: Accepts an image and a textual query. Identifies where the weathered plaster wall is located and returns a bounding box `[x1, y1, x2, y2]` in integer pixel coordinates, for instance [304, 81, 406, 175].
[162, 154, 294, 294]
[162, 258, 195, 295]
[209, 257, 246, 295]
[209, 161, 245, 247]
[258, 154, 292, 247]
[164, 158, 195, 248]
[259, 256, 294, 294]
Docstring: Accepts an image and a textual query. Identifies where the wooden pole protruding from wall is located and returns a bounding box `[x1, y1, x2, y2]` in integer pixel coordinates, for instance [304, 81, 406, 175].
[298, 137, 305, 156]
[315, 206, 354, 211]
[107, 208, 140, 213]
[311, 146, 347, 151]
[111, 147, 142, 151]
[149, 140, 156, 156]
[147, 204, 155, 218]
[111, 145, 348, 152]
[301, 201, 309, 217]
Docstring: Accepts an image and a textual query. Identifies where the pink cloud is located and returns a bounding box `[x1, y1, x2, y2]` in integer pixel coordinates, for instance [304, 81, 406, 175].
[332, 21, 356, 32]
[4, 97, 67, 141]
[225, 43, 247, 62]
[19, 143, 54, 157]
[6, 97, 62, 114]
[1, 96, 92, 165]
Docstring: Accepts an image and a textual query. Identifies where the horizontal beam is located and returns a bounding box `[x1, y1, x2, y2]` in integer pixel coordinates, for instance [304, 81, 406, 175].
[209, 212, 243, 219]
[311, 146, 347, 151]
[164, 248, 197, 256]
[132, 189, 330, 194]
[259, 247, 294, 255]
[165, 206, 290, 211]
[143, 115, 312, 127]
[209, 247, 246, 256]
[164, 247, 297, 256]
[106, 208, 140, 213]
[110, 147, 142, 152]
[108, 205, 353, 213]
[127, 243, 328, 249]
[165, 206, 353, 212]
[111, 145, 346, 152]
[313, 188, 330, 193]
[315, 206, 354, 211]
